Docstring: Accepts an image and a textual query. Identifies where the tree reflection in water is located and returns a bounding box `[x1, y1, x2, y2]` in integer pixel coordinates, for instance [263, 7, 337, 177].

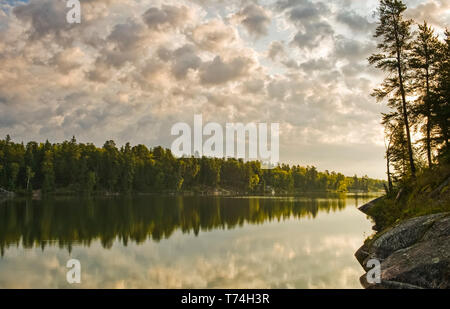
[0, 194, 369, 256]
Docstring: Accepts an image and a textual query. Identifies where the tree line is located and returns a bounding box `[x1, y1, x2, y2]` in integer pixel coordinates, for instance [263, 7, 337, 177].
[369, 0, 450, 189]
[0, 135, 385, 195]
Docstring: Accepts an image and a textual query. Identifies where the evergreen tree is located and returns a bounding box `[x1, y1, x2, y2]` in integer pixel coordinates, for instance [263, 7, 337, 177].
[433, 29, 450, 158]
[410, 22, 441, 167]
[369, 0, 416, 177]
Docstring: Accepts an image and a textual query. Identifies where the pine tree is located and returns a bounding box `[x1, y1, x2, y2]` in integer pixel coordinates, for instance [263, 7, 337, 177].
[369, 0, 416, 177]
[410, 22, 441, 167]
[433, 29, 450, 158]
[382, 112, 410, 180]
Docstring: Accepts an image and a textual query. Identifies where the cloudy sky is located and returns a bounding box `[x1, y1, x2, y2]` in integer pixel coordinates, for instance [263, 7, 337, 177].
[0, 0, 448, 178]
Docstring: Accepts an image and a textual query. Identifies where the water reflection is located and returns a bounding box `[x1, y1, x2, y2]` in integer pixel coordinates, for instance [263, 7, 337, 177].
[0, 194, 376, 288]
[0, 194, 364, 254]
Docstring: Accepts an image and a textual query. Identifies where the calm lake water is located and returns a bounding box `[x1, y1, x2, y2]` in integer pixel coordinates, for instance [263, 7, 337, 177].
[0, 194, 377, 288]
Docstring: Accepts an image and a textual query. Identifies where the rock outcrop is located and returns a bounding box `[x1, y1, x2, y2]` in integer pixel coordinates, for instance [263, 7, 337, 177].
[355, 212, 450, 289]
[358, 196, 383, 214]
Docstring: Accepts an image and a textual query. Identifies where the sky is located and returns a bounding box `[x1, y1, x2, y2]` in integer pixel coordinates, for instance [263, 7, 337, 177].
[0, 0, 448, 178]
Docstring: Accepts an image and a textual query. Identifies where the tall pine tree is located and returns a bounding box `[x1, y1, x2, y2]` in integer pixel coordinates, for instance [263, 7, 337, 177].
[410, 22, 441, 167]
[369, 0, 416, 177]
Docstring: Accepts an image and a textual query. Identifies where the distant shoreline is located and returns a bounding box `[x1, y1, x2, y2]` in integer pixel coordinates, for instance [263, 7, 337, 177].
[6, 187, 385, 199]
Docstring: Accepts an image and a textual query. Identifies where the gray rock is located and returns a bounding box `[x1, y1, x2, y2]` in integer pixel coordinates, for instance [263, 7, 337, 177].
[356, 212, 450, 289]
[358, 197, 383, 214]
[370, 213, 447, 259]
[360, 277, 425, 289]
[361, 237, 450, 289]
[355, 243, 371, 269]
[422, 216, 450, 241]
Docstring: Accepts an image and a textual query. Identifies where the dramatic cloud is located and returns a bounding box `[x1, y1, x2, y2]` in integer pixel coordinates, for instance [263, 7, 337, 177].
[142, 5, 192, 31]
[279, 0, 334, 50]
[336, 10, 375, 33]
[200, 56, 255, 85]
[170, 44, 202, 80]
[234, 3, 271, 38]
[405, 0, 450, 29]
[190, 19, 237, 52]
[0, 0, 446, 178]
[13, 0, 70, 41]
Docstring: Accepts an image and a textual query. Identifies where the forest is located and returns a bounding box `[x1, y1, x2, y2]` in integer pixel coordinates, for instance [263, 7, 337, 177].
[362, 0, 450, 228]
[0, 135, 385, 195]
[369, 0, 449, 188]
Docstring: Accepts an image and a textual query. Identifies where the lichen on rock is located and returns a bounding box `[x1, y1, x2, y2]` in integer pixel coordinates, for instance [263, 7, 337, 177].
[355, 212, 450, 289]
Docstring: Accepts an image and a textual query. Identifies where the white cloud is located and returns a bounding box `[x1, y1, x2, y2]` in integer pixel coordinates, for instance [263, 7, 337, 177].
[0, 0, 444, 178]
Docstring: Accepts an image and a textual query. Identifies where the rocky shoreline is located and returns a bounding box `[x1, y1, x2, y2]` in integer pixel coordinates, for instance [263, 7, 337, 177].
[355, 199, 449, 289]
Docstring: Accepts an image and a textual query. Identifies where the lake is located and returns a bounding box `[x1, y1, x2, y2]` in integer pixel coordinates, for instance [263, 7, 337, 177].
[0, 194, 377, 288]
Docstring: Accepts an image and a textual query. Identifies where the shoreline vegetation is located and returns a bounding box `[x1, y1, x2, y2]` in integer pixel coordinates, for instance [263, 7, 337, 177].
[355, 166, 449, 288]
[355, 0, 450, 289]
[362, 165, 450, 232]
[0, 135, 386, 198]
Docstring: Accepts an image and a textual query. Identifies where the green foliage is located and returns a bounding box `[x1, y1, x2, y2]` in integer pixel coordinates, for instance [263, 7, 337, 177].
[367, 163, 450, 230]
[371, 0, 449, 186]
[41, 150, 55, 193]
[0, 136, 385, 195]
[25, 166, 34, 193]
[410, 22, 446, 168]
[369, 0, 416, 177]
[433, 30, 450, 157]
[82, 172, 96, 196]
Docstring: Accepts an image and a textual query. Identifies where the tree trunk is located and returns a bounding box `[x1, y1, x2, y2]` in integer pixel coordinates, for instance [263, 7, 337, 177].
[398, 64, 416, 177]
[394, 18, 416, 177]
[425, 50, 432, 168]
[387, 151, 393, 193]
